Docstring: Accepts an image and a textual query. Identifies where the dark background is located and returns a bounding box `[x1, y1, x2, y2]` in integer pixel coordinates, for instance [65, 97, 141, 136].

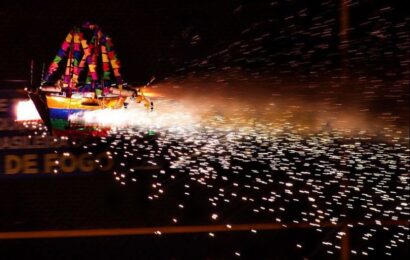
[1, 0, 241, 81]
[1, 0, 409, 83]
[0, 1, 409, 258]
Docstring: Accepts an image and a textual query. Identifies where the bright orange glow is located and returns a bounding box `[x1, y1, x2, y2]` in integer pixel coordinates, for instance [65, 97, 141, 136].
[15, 100, 41, 121]
[140, 87, 162, 98]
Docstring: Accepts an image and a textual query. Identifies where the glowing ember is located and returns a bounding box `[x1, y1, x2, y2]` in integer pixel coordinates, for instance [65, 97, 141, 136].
[12, 0, 409, 256]
[21, 79, 410, 258]
[99, 80, 409, 258]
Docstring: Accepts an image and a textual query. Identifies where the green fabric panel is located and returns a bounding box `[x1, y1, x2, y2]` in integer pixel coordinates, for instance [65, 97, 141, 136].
[53, 56, 62, 63]
[50, 119, 69, 130]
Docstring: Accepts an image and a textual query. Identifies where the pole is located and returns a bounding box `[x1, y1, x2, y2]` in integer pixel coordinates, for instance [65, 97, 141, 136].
[30, 59, 34, 88]
[340, 0, 349, 80]
[41, 62, 45, 82]
[340, 225, 350, 260]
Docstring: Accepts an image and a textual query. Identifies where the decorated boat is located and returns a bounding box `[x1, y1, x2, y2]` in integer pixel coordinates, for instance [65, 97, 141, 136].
[29, 22, 152, 136]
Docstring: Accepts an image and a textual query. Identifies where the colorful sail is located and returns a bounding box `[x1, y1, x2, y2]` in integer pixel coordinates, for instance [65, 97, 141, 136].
[43, 22, 123, 89]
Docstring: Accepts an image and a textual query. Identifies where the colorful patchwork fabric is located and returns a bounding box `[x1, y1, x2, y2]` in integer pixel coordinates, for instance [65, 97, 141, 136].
[44, 23, 123, 88]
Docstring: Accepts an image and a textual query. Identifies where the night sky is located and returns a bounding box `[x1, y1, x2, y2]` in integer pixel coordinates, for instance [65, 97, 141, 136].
[0, 0, 238, 81]
[1, 0, 408, 83]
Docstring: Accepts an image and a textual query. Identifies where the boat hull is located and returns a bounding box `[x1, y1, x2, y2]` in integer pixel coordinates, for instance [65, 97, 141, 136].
[46, 95, 125, 133]
[29, 92, 125, 136]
